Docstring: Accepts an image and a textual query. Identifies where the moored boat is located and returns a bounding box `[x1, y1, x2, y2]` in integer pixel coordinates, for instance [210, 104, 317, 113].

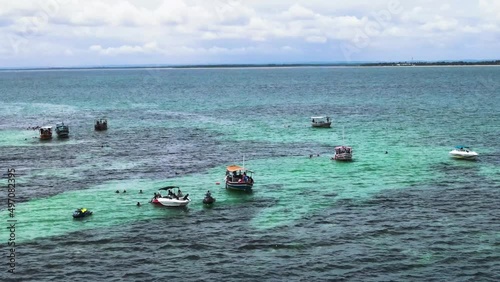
[150, 186, 190, 207]
[225, 165, 254, 192]
[449, 146, 478, 160]
[55, 122, 69, 138]
[94, 118, 108, 131]
[311, 116, 332, 128]
[333, 146, 353, 161]
[39, 126, 53, 140]
[332, 126, 352, 161]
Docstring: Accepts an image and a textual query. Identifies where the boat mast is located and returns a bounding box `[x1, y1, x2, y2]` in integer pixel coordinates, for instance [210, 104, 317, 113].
[342, 125, 345, 145]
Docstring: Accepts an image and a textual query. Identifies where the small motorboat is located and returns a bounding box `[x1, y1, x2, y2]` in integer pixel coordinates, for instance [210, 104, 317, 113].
[150, 186, 191, 207]
[449, 145, 478, 160]
[203, 191, 216, 205]
[73, 208, 93, 218]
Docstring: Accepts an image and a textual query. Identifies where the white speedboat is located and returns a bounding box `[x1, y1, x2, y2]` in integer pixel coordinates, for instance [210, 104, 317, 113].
[150, 186, 190, 207]
[449, 146, 478, 160]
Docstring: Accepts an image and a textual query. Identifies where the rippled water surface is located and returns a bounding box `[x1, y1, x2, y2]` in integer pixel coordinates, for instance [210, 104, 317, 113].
[0, 67, 499, 281]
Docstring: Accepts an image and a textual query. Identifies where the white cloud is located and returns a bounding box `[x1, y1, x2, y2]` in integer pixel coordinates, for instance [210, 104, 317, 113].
[89, 41, 159, 55]
[306, 36, 327, 43]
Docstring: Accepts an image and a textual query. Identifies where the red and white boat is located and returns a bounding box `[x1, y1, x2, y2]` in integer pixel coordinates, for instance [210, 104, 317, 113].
[150, 186, 190, 207]
[39, 126, 53, 140]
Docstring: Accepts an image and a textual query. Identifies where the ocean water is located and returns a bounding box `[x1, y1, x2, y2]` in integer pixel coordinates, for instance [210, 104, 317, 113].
[0, 66, 499, 281]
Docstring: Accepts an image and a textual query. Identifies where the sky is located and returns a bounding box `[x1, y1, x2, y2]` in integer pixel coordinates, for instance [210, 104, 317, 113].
[0, 0, 499, 68]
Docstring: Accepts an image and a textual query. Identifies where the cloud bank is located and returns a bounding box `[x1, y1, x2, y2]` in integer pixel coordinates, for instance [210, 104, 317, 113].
[0, 0, 499, 67]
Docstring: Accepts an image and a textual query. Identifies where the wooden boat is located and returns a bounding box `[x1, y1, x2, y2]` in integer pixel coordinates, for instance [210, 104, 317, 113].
[55, 122, 69, 138]
[333, 146, 353, 161]
[311, 116, 332, 128]
[39, 126, 53, 140]
[225, 165, 254, 192]
[94, 118, 108, 131]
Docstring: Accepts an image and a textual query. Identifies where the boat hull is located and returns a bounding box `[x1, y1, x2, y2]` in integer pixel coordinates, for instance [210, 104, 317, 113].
[152, 197, 190, 207]
[449, 151, 478, 160]
[203, 196, 216, 205]
[312, 122, 331, 128]
[334, 153, 352, 161]
[73, 211, 92, 218]
[56, 127, 69, 138]
[225, 182, 253, 192]
[95, 125, 107, 131]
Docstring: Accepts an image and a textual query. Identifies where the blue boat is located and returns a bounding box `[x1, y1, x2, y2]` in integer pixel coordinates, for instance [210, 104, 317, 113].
[225, 165, 254, 192]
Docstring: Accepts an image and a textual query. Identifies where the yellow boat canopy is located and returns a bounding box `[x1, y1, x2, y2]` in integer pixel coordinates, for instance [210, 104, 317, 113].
[226, 165, 254, 173]
[226, 165, 244, 172]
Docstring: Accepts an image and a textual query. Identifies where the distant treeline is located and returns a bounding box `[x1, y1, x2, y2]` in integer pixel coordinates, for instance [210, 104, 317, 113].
[361, 60, 500, 67]
[4, 60, 500, 71]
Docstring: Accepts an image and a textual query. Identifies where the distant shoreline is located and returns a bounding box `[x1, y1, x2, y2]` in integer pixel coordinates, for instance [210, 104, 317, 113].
[1, 60, 499, 71]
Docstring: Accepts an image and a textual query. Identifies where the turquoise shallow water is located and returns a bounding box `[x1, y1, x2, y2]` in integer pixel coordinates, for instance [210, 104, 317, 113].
[0, 66, 499, 281]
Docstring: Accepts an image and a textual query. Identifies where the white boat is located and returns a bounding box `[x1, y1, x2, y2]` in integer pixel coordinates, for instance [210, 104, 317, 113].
[150, 186, 190, 207]
[449, 146, 478, 160]
[311, 116, 332, 128]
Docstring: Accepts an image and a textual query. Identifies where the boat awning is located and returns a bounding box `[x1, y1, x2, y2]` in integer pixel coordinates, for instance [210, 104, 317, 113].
[311, 116, 329, 119]
[41, 126, 53, 129]
[159, 185, 179, 190]
[226, 165, 253, 173]
[226, 165, 245, 172]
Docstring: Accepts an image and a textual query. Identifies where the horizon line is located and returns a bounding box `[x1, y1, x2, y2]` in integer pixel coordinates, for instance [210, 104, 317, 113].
[1, 59, 500, 71]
